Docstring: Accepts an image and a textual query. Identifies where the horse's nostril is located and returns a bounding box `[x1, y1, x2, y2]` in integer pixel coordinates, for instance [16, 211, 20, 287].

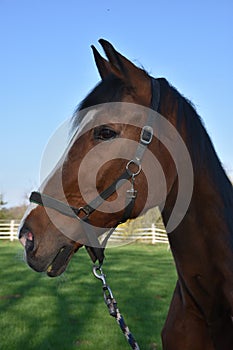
[26, 233, 34, 251]
[19, 226, 34, 251]
[27, 232, 33, 241]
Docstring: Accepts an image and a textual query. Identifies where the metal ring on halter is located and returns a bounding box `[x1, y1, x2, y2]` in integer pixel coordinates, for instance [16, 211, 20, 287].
[126, 160, 142, 177]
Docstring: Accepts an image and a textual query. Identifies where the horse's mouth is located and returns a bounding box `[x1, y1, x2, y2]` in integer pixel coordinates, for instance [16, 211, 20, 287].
[46, 245, 75, 277]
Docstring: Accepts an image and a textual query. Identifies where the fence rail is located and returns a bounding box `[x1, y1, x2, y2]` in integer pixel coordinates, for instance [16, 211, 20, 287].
[0, 220, 168, 246]
[0, 220, 21, 241]
[107, 223, 169, 246]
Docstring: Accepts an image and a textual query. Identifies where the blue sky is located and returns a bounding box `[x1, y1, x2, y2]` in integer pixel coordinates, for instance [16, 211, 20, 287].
[0, 0, 232, 207]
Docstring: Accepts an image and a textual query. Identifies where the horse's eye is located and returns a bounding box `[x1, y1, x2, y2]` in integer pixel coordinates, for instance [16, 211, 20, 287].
[94, 126, 118, 141]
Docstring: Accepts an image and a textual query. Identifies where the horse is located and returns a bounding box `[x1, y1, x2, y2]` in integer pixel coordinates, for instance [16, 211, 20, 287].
[19, 39, 233, 349]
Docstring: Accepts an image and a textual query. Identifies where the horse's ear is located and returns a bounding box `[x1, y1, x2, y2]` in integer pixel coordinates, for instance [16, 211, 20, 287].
[91, 45, 113, 79]
[98, 39, 151, 104]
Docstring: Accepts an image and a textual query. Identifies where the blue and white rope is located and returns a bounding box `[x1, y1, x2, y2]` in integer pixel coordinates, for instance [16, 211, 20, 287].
[93, 265, 140, 350]
[115, 307, 140, 350]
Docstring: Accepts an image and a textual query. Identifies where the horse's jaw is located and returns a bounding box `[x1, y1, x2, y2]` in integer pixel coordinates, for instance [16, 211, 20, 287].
[46, 243, 82, 277]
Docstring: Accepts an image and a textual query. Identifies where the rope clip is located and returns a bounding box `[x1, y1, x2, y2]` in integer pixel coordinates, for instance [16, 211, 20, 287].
[93, 265, 117, 317]
[93, 265, 107, 285]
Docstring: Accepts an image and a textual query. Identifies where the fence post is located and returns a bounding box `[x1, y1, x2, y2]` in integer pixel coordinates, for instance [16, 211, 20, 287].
[151, 223, 156, 244]
[10, 220, 15, 241]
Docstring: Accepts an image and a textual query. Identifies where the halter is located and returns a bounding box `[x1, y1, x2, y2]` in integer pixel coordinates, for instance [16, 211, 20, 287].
[29, 77, 160, 264]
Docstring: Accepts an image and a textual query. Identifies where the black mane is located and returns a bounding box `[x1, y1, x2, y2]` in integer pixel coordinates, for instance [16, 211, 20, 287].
[160, 78, 233, 223]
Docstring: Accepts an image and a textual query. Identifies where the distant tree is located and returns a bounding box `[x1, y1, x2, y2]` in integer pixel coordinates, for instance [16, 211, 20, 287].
[0, 193, 27, 220]
[7, 205, 27, 219]
[0, 194, 8, 219]
[119, 206, 164, 235]
[0, 193, 7, 210]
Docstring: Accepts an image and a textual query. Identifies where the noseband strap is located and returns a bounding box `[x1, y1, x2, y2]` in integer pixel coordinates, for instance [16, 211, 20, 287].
[30, 169, 132, 221]
[29, 77, 160, 264]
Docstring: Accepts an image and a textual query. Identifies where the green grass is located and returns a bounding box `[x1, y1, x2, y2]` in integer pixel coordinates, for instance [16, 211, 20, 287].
[0, 241, 177, 350]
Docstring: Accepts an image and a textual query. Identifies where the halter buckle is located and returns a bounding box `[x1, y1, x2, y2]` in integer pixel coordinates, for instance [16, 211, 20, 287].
[140, 125, 153, 145]
[76, 206, 90, 220]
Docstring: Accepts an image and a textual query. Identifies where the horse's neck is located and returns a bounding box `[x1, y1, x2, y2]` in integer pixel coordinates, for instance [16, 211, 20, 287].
[160, 83, 233, 251]
[163, 136, 233, 255]
[157, 80, 233, 316]
[162, 142, 233, 314]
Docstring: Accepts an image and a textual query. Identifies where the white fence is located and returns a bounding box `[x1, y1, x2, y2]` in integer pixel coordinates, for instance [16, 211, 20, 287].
[0, 220, 20, 241]
[0, 220, 168, 246]
[108, 223, 169, 246]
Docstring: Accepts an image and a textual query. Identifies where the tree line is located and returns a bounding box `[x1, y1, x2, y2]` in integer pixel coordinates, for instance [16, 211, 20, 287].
[0, 193, 27, 220]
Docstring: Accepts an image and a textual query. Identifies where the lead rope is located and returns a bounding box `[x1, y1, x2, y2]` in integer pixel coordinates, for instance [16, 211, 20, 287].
[93, 265, 140, 350]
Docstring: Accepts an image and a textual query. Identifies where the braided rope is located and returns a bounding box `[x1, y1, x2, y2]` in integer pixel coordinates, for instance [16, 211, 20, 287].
[115, 307, 140, 350]
[93, 265, 140, 350]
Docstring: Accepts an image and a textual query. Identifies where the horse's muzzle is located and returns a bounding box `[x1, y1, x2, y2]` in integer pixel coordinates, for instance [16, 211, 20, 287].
[19, 223, 82, 277]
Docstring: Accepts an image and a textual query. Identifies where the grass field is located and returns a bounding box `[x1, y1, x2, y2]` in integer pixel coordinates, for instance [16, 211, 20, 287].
[0, 241, 177, 350]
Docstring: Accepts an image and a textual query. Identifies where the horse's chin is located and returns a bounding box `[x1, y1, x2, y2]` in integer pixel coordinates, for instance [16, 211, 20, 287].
[46, 244, 81, 277]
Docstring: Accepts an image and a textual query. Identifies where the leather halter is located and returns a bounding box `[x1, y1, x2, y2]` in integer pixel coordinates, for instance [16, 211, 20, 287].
[29, 77, 160, 263]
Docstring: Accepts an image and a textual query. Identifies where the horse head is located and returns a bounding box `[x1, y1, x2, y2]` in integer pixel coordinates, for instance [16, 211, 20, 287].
[19, 40, 189, 277]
